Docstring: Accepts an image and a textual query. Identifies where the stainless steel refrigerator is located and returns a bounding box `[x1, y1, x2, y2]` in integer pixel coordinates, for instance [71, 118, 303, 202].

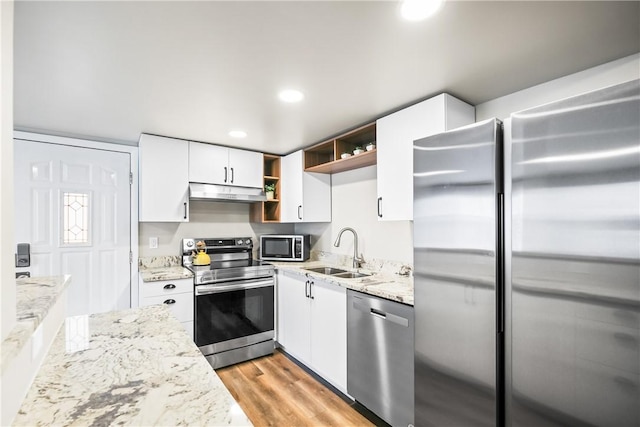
[413, 79, 639, 427]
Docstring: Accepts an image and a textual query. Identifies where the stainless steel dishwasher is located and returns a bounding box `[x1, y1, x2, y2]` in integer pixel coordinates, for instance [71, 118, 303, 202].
[347, 289, 414, 427]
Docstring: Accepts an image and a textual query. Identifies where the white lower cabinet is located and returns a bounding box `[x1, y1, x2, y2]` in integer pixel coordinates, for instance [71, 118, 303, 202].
[276, 270, 347, 392]
[139, 277, 194, 340]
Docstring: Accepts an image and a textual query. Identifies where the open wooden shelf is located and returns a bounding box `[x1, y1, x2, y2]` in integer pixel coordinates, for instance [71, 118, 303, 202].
[305, 149, 376, 173]
[251, 154, 282, 223]
[304, 122, 376, 174]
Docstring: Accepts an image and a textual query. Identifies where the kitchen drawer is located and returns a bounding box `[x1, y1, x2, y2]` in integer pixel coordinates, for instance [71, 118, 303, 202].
[576, 318, 639, 374]
[575, 359, 639, 427]
[141, 278, 193, 298]
[141, 292, 194, 323]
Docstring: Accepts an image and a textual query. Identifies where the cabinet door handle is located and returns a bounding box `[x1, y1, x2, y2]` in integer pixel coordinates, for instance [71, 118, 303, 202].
[377, 197, 382, 218]
[163, 284, 176, 290]
[224, 166, 228, 183]
[163, 299, 176, 305]
[183, 202, 188, 219]
[310, 281, 314, 299]
[298, 205, 302, 220]
[230, 167, 234, 184]
[305, 280, 310, 298]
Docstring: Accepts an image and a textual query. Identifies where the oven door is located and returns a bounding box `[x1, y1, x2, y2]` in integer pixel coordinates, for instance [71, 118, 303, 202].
[194, 278, 274, 355]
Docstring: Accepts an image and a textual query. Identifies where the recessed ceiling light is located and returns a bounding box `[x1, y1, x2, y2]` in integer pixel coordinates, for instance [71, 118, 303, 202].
[400, 0, 444, 21]
[228, 130, 247, 138]
[278, 89, 304, 103]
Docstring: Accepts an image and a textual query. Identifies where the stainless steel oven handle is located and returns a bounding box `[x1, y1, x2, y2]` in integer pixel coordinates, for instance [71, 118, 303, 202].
[195, 278, 274, 296]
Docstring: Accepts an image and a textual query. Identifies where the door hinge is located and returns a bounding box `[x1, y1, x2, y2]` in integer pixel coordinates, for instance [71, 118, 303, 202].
[129, 172, 133, 185]
[129, 251, 133, 264]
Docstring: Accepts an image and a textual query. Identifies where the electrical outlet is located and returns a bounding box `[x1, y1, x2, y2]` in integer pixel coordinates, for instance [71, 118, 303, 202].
[149, 237, 158, 249]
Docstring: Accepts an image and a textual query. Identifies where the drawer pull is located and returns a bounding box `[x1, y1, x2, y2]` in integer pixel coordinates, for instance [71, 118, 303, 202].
[163, 284, 176, 290]
[163, 299, 176, 305]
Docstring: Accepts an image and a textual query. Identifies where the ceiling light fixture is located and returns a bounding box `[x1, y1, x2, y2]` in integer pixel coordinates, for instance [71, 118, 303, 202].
[400, 0, 444, 21]
[278, 89, 304, 103]
[228, 130, 247, 138]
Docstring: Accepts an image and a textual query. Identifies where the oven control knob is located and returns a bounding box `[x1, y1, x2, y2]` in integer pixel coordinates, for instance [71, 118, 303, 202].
[245, 239, 251, 245]
[186, 240, 194, 248]
[237, 239, 243, 245]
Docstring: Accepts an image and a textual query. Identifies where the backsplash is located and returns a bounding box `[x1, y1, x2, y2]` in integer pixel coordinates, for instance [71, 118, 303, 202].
[139, 201, 293, 257]
[295, 165, 414, 266]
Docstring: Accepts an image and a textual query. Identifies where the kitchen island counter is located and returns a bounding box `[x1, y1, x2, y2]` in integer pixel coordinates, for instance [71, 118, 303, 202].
[13, 305, 251, 426]
[271, 261, 414, 306]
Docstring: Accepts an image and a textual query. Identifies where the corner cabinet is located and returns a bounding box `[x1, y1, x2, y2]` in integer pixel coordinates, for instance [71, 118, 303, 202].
[276, 270, 347, 393]
[189, 142, 263, 188]
[139, 134, 189, 222]
[376, 94, 475, 221]
[280, 150, 331, 223]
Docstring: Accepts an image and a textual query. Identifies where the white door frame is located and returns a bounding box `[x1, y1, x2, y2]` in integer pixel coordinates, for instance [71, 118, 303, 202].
[14, 131, 140, 308]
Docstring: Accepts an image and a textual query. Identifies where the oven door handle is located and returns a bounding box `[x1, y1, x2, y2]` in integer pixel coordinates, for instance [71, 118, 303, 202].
[195, 278, 274, 296]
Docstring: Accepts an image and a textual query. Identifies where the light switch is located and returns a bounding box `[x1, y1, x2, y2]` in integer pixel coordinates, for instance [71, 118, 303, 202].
[149, 237, 158, 249]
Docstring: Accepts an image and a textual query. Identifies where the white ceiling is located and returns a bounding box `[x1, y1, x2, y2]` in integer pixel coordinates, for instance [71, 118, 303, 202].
[13, 1, 640, 154]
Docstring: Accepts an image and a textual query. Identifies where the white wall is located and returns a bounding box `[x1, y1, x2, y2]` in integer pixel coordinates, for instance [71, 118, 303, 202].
[476, 53, 640, 120]
[1, 0, 15, 342]
[139, 201, 293, 257]
[296, 166, 414, 265]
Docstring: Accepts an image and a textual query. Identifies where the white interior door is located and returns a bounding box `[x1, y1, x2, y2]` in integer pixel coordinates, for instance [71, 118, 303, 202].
[14, 140, 132, 316]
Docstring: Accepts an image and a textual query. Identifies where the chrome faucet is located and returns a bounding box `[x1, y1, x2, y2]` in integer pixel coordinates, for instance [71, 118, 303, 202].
[334, 227, 363, 269]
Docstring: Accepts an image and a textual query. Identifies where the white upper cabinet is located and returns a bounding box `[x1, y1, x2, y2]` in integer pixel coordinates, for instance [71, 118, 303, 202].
[376, 94, 475, 221]
[188, 142, 263, 188]
[139, 134, 189, 222]
[281, 150, 331, 223]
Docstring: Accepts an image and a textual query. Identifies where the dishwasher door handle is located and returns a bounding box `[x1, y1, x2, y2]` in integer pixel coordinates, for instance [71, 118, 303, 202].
[353, 301, 409, 327]
[370, 308, 386, 319]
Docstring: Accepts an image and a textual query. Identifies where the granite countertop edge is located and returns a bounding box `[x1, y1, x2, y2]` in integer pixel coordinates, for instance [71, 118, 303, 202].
[13, 305, 252, 426]
[139, 265, 194, 282]
[1, 275, 72, 374]
[271, 261, 414, 306]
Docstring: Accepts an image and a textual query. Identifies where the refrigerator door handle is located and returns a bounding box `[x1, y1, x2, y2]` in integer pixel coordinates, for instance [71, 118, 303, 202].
[497, 192, 505, 334]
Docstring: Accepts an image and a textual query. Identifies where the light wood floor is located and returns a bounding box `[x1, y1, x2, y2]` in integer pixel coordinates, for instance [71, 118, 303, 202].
[216, 349, 375, 427]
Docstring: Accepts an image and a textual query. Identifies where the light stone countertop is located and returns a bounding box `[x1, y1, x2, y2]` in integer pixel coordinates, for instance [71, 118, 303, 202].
[271, 260, 414, 306]
[1, 275, 71, 374]
[13, 304, 252, 427]
[138, 256, 194, 282]
[139, 265, 194, 282]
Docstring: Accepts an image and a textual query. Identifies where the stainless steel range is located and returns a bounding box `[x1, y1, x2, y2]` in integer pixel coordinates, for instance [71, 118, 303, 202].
[182, 237, 275, 369]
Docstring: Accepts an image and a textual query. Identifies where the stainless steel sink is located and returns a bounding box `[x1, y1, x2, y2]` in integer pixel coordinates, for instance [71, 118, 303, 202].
[333, 271, 371, 279]
[303, 266, 348, 275]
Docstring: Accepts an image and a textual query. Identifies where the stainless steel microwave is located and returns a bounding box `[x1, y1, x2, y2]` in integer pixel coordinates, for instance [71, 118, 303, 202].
[260, 235, 310, 262]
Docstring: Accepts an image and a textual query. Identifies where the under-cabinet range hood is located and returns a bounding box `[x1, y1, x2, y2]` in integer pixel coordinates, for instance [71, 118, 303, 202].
[189, 183, 266, 203]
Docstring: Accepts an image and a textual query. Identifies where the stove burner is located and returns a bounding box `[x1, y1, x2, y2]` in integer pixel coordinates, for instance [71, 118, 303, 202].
[181, 237, 273, 285]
